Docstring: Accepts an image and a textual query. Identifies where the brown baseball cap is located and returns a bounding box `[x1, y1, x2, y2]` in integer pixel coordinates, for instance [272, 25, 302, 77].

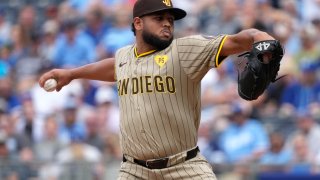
[133, 0, 187, 20]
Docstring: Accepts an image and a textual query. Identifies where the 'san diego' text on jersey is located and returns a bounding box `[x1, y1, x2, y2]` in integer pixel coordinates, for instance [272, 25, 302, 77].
[117, 75, 176, 95]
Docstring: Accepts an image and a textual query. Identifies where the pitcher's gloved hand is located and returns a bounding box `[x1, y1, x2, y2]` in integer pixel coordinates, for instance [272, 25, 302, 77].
[238, 40, 284, 101]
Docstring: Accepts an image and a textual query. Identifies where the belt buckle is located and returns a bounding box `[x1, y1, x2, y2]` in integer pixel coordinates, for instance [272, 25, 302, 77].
[145, 160, 152, 168]
[146, 158, 169, 169]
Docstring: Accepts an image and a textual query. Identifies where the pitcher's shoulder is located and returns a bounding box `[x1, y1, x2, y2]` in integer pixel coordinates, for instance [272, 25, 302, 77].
[176, 34, 224, 42]
[116, 44, 135, 55]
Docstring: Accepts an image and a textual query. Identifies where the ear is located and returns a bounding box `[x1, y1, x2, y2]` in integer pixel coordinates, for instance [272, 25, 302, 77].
[133, 17, 143, 31]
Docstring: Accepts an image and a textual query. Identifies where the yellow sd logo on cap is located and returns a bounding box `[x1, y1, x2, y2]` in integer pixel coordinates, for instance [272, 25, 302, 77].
[162, 0, 172, 7]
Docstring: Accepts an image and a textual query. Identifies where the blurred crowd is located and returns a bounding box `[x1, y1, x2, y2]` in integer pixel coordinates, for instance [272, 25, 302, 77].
[0, 0, 320, 179]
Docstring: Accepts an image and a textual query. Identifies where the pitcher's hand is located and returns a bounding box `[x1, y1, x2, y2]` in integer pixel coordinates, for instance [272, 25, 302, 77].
[39, 69, 73, 92]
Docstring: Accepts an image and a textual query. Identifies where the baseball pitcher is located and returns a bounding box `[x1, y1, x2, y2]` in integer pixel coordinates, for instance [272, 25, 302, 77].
[39, 0, 283, 179]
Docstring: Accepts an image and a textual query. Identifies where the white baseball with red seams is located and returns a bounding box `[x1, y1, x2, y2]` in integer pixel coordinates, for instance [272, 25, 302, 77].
[43, 78, 57, 92]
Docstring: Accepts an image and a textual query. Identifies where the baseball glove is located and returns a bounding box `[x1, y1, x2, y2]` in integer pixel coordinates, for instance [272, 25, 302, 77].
[237, 40, 284, 101]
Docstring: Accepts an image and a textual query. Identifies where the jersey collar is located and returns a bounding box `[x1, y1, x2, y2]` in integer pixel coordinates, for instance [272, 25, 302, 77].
[134, 47, 157, 58]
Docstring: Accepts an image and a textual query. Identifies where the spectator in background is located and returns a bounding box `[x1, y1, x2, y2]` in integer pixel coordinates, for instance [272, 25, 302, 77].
[0, 109, 26, 156]
[0, 112, 38, 179]
[201, 61, 238, 121]
[280, 0, 300, 21]
[0, 130, 18, 179]
[218, 103, 269, 163]
[293, 25, 320, 74]
[18, 6, 37, 33]
[79, 79, 99, 106]
[58, 1, 79, 21]
[0, 54, 10, 79]
[39, 20, 59, 63]
[67, 0, 129, 16]
[0, 9, 12, 45]
[101, 0, 134, 16]
[67, 0, 96, 15]
[175, 15, 200, 37]
[0, 97, 7, 115]
[259, 132, 292, 171]
[315, 143, 320, 172]
[271, 10, 300, 57]
[11, 5, 39, 65]
[299, 0, 320, 23]
[58, 95, 87, 144]
[0, 76, 20, 112]
[0, 44, 14, 74]
[34, 115, 65, 162]
[55, 140, 104, 180]
[44, 5, 59, 22]
[9, 25, 30, 66]
[235, 0, 268, 33]
[15, 147, 38, 179]
[172, 0, 195, 14]
[67, 0, 130, 15]
[65, 80, 96, 122]
[14, 6, 38, 60]
[312, 18, 320, 42]
[100, 6, 134, 57]
[200, 61, 239, 133]
[280, 61, 320, 113]
[202, 0, 240, 35]
[53, 18, 96, 68]
[84, 109, 105, 151]
[14, 93, 44, 144]
[198, 117, 228, 165]
[84, 6, 110, 46]
[191, 0, 219, 32]
[285, 111, 320, 159]
[13, 31, 44, 84]
[103, 130, 121, 160]
[92, 85, 121, 160]
[288, 134, 316, 174]
[94, 85, 119, 135]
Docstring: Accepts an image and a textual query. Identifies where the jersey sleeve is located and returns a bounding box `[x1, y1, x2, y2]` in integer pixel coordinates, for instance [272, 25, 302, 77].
[176, 34, 228, 81]
[114, 45, 131, 81]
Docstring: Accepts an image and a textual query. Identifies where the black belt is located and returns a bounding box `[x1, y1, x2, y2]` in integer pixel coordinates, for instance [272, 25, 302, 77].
[123, 146, 199, 169]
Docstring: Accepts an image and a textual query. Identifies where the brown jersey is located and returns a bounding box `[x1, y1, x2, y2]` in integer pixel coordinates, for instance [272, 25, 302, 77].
[115, 34, 227, 160]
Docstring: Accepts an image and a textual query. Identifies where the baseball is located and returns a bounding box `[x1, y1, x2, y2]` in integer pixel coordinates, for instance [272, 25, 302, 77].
[44, 78, 58, 92]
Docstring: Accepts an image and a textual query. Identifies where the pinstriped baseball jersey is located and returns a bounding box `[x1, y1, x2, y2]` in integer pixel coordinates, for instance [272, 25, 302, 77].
[115, 34, 227, 160]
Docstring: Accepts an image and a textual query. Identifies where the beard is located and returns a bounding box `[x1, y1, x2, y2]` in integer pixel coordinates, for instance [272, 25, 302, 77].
[142, 29, 173, 50]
